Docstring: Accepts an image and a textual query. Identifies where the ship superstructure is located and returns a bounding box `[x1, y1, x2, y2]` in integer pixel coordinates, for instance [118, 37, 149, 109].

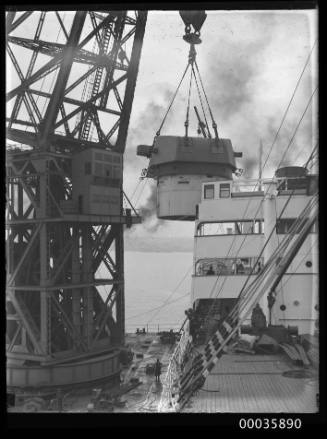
[192, 166, 318, 338]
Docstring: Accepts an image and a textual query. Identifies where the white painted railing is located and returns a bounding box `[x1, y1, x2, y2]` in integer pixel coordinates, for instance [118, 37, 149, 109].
[158, 321, 192, 412]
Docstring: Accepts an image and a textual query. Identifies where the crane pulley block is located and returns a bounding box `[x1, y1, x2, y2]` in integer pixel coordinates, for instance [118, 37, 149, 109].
[179, 11, 207, 32]
[180, 11, 207, 45]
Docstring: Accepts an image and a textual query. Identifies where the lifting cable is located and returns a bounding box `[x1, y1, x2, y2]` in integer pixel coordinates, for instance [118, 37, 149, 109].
[194, 60, 218, 139]
[155, 43, 218, 140]
[191, 64, 211, 138]
[155, 61, 191, 137]
[184, 65, 194, 137]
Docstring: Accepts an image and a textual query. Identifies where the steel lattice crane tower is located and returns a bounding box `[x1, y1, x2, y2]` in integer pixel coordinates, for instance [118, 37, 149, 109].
[6, 10, 147, 388]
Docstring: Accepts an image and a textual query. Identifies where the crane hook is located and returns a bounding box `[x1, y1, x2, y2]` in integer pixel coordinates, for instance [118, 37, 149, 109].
[179, 11, 207, 45]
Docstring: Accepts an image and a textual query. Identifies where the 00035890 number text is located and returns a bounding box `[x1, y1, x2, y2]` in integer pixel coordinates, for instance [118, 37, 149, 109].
[239, 418, 302, 429]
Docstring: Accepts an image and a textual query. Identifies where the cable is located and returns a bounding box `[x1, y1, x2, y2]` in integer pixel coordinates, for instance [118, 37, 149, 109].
[261, 39, 317, 171]
[203, 82, 318, 322]
[279, 236, 317, 289]
[278, 86, 318, 167]
[134, 178, 149, 207]
[307, 157, 318, 172]
[303, 142, 318, 169]
[125, 292, 190, 322]
[184, 67, 194, 137]
[192, 65, 211, 138]
[224, 195, 318, 328]
[194, 60, 218, 137]
[146, 266, 193, 325]
[156, 62, 191, 137]
[128, 178, 143, 202]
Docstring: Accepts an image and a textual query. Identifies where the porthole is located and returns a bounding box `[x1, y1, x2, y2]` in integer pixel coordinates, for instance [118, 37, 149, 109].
[293, 300, 300, 306]
[315, 304, 319, 311]
[280, 304, 286, 311]
[306, 260, 312, 268]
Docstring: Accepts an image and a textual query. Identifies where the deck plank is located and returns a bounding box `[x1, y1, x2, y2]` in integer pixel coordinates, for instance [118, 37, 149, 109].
[183, 353, 318, 413]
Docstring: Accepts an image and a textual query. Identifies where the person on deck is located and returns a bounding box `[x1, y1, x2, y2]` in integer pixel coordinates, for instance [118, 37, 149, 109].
[154, 359, 162, 382]
[236, 259, 245, 274]
[206, 265, 215, 275]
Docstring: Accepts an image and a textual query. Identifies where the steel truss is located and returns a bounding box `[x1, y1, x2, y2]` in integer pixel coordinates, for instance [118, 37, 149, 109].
[6, 10, 146, 370]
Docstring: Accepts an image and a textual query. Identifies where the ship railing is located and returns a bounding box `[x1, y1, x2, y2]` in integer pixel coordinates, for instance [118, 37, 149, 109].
[231, 176, 309, 193]
[125, 323, 181, 334]
[160, 321, 192, 411]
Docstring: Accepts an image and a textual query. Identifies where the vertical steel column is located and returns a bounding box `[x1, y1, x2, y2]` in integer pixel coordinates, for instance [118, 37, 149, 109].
[115, 225, 125, 344]
[72, 226, 81, 340]
[39, 158, 50, 355]
[82, 225, 94, 348]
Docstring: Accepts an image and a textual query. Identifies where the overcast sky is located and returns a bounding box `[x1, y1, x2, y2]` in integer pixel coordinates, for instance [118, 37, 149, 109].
[124, 9, 318, 241]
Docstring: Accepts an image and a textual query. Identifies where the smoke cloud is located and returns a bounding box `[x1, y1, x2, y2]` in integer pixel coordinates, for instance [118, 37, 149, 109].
[137, 181, 165, 232]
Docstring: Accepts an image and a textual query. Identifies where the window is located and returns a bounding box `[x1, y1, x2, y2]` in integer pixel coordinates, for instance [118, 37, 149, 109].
[220, 183, 230, 198]
[103, 164, 112, 177]
[103, 154, 113, 163]
[195, 257, 264, 276]
[204, 184, 214, 199]
[94, 152, 103, 161]
[197, 220, 264, 236]
[84, 162, 91, 175]
[94, 162, 103, 176]
[276, 218, 296, 234]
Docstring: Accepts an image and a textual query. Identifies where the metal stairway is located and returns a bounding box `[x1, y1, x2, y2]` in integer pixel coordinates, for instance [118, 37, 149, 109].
[168, 194, 318, 410]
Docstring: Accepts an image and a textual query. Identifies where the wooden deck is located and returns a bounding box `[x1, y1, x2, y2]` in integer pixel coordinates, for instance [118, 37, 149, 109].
[182, 354, 318, 413]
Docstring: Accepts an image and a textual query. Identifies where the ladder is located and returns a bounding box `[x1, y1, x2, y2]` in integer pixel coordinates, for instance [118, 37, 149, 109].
[81, 25, 112, 141]
[171, 194, 318, 410]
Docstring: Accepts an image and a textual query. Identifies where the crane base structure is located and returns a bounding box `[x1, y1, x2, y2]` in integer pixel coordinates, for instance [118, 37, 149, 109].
[6, 11, 147, 389]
